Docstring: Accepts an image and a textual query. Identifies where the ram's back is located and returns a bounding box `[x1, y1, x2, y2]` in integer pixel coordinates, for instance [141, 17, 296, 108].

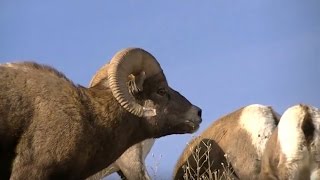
[0, 62, 83, 139]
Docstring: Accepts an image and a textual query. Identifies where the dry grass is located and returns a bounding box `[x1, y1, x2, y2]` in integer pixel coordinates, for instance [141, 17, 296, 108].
[95, 140, 236, 180]
[181, 140, 236, 180]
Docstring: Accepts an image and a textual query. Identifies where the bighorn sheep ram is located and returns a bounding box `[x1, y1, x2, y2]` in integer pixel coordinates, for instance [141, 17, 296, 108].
[87, 63, 155, 180]
[259, 104, 320, 180]
[173, 104, 279, 180]
[0, 48, 202, 180]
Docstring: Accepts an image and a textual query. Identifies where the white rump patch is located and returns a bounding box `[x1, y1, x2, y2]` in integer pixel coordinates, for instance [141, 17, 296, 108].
[278, 104, 320, 179]
[279, 105, 310, 161]
[239, 104, 277, 157]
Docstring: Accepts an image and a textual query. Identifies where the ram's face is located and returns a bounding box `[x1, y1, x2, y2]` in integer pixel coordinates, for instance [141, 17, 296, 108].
[89, 48, 202, 137]
[138, 72, 202, 136]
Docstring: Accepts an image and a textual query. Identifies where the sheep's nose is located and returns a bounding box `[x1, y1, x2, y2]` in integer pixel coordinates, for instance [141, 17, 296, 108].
[191, 106, 202, 123]
[198, 109, 202, 118]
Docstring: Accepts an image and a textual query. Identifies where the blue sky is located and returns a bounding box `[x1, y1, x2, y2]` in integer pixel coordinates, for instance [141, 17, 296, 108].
[1, 0, 319, 179]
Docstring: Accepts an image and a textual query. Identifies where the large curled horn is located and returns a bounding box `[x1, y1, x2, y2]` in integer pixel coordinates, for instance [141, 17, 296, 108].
[108, 48, 162, 117]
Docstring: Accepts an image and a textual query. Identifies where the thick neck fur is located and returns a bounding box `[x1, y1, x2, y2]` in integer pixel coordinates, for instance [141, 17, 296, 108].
[76, 86, 153, 178]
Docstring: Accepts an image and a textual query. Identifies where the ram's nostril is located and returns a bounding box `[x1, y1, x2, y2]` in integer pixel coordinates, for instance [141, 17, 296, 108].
[198, 109, 202, 117]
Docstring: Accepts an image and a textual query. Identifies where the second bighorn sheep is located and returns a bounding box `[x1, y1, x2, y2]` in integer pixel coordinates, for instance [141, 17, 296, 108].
[173, 104, 279, 180]
[0, 48, 202, 179]
[259, 104, 320, 180]
[87, 63, 155, 180]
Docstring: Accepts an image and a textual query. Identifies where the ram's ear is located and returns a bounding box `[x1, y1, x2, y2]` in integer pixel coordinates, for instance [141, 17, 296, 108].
[127, 71, 146, 95]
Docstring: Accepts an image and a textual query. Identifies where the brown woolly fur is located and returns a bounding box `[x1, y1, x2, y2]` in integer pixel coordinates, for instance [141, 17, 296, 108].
[0, 61, 201, 180]
[174, 105, 279, 180]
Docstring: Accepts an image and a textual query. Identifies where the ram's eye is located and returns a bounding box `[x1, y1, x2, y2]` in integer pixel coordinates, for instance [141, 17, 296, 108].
[157, 88, 167, 96]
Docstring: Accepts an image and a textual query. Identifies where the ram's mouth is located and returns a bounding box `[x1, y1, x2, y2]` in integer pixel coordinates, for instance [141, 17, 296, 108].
[175, 119, 200, 133]
[185, 120, 200, 132]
